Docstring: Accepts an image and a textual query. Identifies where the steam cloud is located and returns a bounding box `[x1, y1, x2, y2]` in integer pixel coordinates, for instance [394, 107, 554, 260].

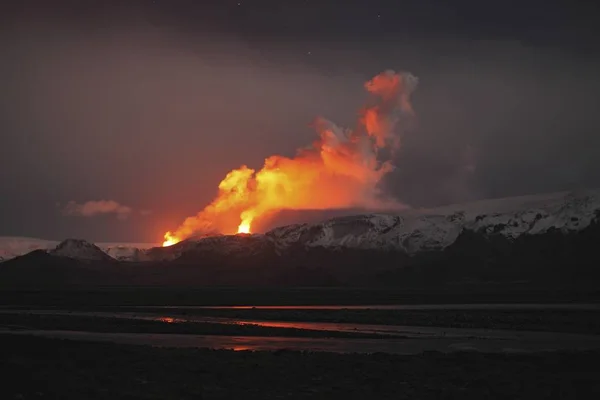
[164, 70, 418, 245]
[62, 200, 133, 220]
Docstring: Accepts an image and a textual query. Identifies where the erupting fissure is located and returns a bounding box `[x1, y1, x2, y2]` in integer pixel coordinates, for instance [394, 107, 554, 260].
[162, 70, 418, 247]
[237, 220, 251, 234]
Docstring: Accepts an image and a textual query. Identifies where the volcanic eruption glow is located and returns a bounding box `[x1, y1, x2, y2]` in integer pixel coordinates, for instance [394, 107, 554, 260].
[162, 233, 178, 247]
[237, 221, 251, 234]
[162, 70, 418, 247]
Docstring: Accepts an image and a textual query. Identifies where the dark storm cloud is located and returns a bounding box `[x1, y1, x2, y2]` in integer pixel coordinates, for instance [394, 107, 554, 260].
[1, 1, 599, 241]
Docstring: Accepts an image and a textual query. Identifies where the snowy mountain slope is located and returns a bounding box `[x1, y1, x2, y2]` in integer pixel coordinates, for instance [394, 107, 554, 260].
[104, 246, 151, 262]
[50, 239, 115, 262]
[143, 189, 600, 263]
[266, 189, 600, 254]
[142, 189, 600, 286]
[0, 237, 156, 262]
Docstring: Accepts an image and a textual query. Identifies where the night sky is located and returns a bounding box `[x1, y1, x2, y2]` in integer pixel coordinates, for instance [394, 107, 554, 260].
[1, 0, 599, 242]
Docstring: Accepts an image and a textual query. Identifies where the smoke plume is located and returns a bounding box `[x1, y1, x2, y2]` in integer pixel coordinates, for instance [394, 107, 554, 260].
[163, 70, 418, 246]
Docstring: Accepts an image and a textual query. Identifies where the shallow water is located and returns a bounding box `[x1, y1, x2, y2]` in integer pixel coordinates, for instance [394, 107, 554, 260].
[3, 308, 600, 354]
[130, 303, 600, 311]
[3, 329, 600, 354]
[5, 308, 599, 340]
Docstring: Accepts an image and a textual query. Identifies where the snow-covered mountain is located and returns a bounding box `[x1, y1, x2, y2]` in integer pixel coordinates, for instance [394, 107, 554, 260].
[266, 189, 600, 254]
[1, 189, 599, 287]
[1, 189, 599, 264]
[49, 239, 115, 262]
[148, 189, 599, 260]
[0, 237, 156, 262]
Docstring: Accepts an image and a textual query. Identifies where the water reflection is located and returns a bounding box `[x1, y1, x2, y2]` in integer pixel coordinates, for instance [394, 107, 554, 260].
[3, 306, 600, 354]
[157, 317, 180, 324]
[2, 309, 598, 342]
[147, 304, 600, 311]
[231, 346, 252, 351]
[5, 329, 600, 354]
[231, 320, 413, 337]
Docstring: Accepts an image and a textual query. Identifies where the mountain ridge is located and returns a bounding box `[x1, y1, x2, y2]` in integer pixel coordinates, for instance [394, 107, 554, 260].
[2, 189, 600, 262]
[1, 189, 599, 288]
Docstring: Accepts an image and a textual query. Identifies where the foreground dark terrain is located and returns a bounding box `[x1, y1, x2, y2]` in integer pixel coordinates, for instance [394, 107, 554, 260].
[2, 334, 598, 399]
[3, 287, 600, 398]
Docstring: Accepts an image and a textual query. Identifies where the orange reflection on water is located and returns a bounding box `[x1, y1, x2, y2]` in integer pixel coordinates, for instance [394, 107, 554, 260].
[236, 320, 315, 330]
[158, 317, 177, 323]
[232, 346, 252, 351]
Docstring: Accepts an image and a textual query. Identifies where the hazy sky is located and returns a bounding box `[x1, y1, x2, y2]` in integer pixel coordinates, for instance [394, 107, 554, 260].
[1, 1, 599, 242]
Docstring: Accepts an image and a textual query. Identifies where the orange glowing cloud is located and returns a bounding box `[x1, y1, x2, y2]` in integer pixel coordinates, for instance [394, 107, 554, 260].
[163, 70, 418, 246]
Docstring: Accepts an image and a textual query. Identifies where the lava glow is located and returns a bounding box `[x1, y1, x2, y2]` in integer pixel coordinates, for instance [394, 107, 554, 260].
[237, 221, 251, 234]
[162, 232, 178, 247]
[161, 70, 417, 247]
